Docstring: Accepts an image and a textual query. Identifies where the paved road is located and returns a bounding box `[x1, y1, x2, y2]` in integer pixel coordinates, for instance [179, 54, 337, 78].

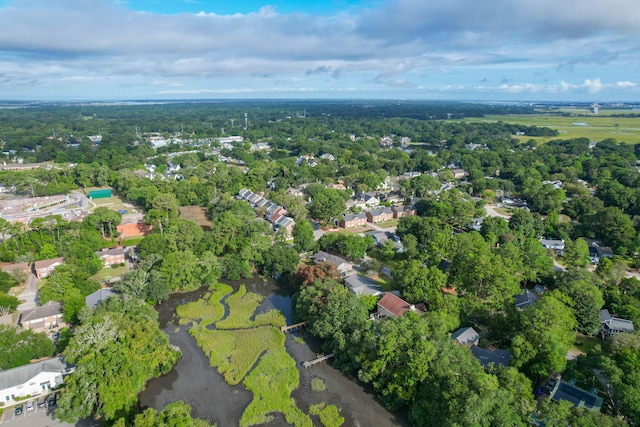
[17, 274, 39, 312]
[484, 204, 510, 219]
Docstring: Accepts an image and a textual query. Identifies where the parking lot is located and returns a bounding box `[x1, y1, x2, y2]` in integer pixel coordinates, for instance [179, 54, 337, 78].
[0, 397, 97, 427]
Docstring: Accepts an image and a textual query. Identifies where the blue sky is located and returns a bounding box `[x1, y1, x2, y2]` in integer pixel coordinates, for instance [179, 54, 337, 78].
[0, 0, 638, 101]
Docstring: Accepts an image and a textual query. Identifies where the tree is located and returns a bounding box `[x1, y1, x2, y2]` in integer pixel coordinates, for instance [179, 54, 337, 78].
[358, 313, 437, 410]
[0, 325, 54, 369]
[294, 262, 341, 288]
[115, 401, 213, 427]
[308, 188, 346, 223]
[55, 299, 179, 422]
[563, 239, 590, 269]
[293, 219, 317, 253]
[83, 207, 122, 239]
[393, 259, 445, 309]
[511, 294, 576, 378]
[557, 272, 604, 335]
[260, 244, 300, 278]
[159, 249, 201, 291]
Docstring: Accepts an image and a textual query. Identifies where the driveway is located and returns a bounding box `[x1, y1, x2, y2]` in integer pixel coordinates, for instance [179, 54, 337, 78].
[17, 274, 39, 312]
[484, 204, 510, 219]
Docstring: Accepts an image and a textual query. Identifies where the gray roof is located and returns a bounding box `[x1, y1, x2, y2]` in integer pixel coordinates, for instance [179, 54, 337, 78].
[0, 357, 68, 391]
[600, 309, 635, 333]
[85, 288, 118, 309]
[311, 251, 351, 268]
[451, 327, 480, 345]
[514, 289, 539, 309]
[96, 247, 125, 257]
[471, 346, 512, 368]
[19, 301, 63, 323]
[541, 239, 565, 248]
[343, 212, 367, 221]
[344, 274, 383, 296]
[369, 207, 393, 216]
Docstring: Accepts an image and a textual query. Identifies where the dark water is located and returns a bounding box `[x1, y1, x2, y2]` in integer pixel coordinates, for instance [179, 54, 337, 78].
[139, 278, 407, 427]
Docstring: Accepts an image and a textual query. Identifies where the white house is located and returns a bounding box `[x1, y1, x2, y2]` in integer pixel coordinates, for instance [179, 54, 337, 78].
[0, 357, 70, 404]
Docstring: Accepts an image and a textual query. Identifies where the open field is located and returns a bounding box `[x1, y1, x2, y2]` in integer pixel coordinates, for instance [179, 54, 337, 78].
[90, 265, 129, 283]
[461, 114, 640, 144]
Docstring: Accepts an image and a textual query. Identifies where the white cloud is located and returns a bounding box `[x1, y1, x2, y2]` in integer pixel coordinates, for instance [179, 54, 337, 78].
[0, 0, 638, 99]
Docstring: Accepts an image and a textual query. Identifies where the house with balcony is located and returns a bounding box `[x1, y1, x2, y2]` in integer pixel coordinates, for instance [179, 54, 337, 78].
[19, 301, 64, 333]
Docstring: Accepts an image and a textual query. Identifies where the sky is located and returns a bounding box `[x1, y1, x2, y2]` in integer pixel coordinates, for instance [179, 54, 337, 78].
[0, 0, 639, 102]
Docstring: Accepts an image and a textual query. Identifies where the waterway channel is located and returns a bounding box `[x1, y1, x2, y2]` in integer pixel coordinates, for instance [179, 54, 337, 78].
[138, 278, 408, 427]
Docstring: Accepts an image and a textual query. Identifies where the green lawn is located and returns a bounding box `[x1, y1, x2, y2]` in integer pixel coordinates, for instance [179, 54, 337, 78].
[90, 265, 129, 284]
[571, 334, 601, 355]
[375, 219, 398, 228]
[461, 114, 640, 144]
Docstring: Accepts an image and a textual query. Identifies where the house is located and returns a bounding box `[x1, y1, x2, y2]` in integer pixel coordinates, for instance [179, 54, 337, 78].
[274, 216, 295, 236]
[319, 153, 335, 161]
[588, 242, 614, 264]
[514, 289, 539, 310]
[344, 274, 383, 296]
[311, 252, 353, 277]
[34, 257, 64, 279]
[451, 168, 467, 179]
[548, 380, 603, 412]
[19, 301, 64, 333]
[600, 309, 635, 338]
[0, 262, 31, 278]
[377, 292, 426, 318]
[366, 208, 394, 224]
[541, 239, 565, 255]
[392, 205, 416, 219]
[0, 357, 70, 404]
[367, 231, 403, 252]
[95, 247, 125, 268]
[285, 187, 305, 198]
[470, 346, 512, 368]
[467, 217, 485, 232]
[363, 194, 380, 208]
[85, 288, 117, 309]
[451, 327, 480, 346]
[340, 213, 367, 229]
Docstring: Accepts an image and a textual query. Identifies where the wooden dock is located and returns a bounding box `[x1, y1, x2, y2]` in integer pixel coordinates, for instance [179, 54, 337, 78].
[303, 353, 334, 369]
[280, 321, 306, 333]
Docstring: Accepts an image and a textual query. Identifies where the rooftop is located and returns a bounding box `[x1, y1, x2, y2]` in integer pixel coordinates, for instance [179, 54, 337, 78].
[0, 357, 68, 391]
[549, 380, 603, 412]
[19, 300, 63, 323]
[377, 292, 425, 317]
[451, 327, 480, 345]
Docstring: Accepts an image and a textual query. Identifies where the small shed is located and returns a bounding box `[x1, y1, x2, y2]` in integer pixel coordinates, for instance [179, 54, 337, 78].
[88, 189, 112, 199]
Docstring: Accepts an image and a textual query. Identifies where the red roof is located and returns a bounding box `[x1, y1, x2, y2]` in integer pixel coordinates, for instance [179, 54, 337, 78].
[377, 293, 425, 317]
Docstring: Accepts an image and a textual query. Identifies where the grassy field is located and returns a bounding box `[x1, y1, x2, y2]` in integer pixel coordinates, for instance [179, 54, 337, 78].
[375, 219, 399, 228]
[461, 114, 640, 144]
[179, 285, 314, 427]
[90, 265, 129, 284]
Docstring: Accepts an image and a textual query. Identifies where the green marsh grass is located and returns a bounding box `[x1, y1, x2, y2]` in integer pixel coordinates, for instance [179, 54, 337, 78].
[309, 403, 344, 427]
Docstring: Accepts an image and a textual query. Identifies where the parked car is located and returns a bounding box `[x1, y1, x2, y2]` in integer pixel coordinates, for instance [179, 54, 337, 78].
[26, 400, 34, 411]
[47, 394, 57, 407]
[545, 379, 557, 392]
[37, 396, 46, 408]
[14, 404, 23, 415]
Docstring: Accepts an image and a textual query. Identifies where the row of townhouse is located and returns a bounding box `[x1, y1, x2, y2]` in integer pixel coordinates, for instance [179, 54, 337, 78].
[339, 205, 416, 228]
[237, 189, 295, 236]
